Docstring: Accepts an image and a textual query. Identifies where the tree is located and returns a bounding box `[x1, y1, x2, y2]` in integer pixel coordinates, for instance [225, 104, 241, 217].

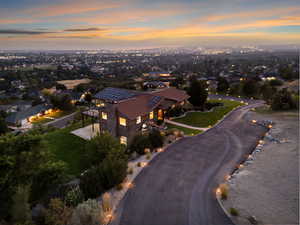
[0, 134, 67, 219]
[80, 166, 105, 199]
[271, 88, 296, 110]
[45, 198, 73, 225]
[30, 161, 68, 204]
[148, 129, 164, 149]
[170, 76, 184, 88]
[217, 77, 229, 93]
[50, 94, 73, 111]
[55, 83, 67, 91]
[0, 118, 8, 135]
[84, 133, 125, 167]
[242, 80, 259, 97]
[260, 83, 276, 104]
[129, 134, 151, 155]
[11, 185, 32, 224]
[269, 79, 283, 86]
[83, 93, 92, 103]
[81, 133, 128, 199]
[187, 78, 208, 109]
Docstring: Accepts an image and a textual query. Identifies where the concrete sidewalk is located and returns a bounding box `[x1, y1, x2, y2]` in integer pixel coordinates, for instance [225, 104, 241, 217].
[71, 123, 100, 140]
[164, 119, 209, 131]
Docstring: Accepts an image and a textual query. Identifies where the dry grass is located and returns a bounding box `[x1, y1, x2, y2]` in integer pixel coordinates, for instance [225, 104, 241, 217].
[57, 79, 91, 89]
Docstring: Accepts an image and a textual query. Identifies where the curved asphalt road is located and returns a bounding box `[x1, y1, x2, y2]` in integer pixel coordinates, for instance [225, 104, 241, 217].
[111, 101, 267, 225]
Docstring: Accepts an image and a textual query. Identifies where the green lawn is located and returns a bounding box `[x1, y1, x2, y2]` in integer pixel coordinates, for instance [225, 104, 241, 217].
[31, 110, 75, 125]
[173, 99, 244, 128]
[166, 123, 202, 136]
[43, 121, 90, 176]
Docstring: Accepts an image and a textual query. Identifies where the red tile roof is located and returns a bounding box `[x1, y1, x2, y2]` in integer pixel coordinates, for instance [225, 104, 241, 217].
[151, 87, 189, 102]
[117, 94, 163, 120]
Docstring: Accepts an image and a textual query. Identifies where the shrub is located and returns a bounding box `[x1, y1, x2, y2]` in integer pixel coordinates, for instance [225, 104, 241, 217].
[148, 129, 164, 149]
[205, 102, 223, 111]
[70, 199, 104, 225]
[80, 148, 127, 199]
[247, 216, 258, 225]
[229, 207, 239, 216]
[129, 134, 151, 155]
[116, 183, 123, 190]
[11, 185, 32, 224]
[219, 184, 228, 200]
[146, 152, 151, 160]
[65, 186, 84, 207]
[45, 198, 73, 225]
[127, 167, 133, 174]
[85, 132, 125, 167]
[157, 119, 164, 125]
[97, 150, 128, 190]
[166, 105, 184, 117]
[271, 88, 296, 110]
[221, 191, 228, 200]
[101, 193, 112, 213]
[269, 79, 283, 86]
[80, 167, 105, 199]
[165, 128, 179, 136]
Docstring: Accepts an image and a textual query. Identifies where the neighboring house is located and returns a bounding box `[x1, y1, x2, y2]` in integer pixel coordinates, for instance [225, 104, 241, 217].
[143, 81, 168, 89]
[143, 71, 171, 78]
[85, 87, 189, 145]
[5, 104, 52, 127]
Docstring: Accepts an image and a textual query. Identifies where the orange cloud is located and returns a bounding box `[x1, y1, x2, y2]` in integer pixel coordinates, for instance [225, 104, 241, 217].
[24, 0, 123, 17]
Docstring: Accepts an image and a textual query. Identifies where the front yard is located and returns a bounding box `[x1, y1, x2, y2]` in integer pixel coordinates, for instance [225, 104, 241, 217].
[173, 99, 244, 128]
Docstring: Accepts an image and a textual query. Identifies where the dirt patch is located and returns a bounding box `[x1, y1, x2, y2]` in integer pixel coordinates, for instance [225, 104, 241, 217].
[223, 111, 299, 225]
[57, 79, 91, 89]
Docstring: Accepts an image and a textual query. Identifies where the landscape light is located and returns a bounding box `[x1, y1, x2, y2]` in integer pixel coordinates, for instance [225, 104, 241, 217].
[218, 98, 222, 100]
[239, 164, 244, 169]
[105, 213, 113, 222]
[157, 148, 164, 152]
[124, 182, 134, 189]
[268, 125, 272, 128]
[225, 175, 231, 181]
[252, 120, 257, 123]
[140, 162, 148, 167]
[216, 188, 221, 195]
[259, 140, 264, 144]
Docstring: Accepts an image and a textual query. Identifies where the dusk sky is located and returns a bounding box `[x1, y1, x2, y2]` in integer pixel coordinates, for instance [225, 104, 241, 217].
[0, 0, 300, 49]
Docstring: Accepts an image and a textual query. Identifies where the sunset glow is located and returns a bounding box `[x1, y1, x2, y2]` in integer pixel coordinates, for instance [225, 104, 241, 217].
[0, 0, 299, 49]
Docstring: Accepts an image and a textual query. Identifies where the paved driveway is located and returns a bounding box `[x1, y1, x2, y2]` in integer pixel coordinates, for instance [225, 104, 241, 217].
[111, 102, 267, 225]
[45, 112, 78, 128]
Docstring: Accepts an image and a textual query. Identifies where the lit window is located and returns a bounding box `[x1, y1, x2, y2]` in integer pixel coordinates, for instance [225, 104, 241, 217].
[119, 117, 126, 126]
[120, 136, 127, 145]
[136, 116, 141, 124]
[102, 112, 107, 120]
[149, 111, 154, 119]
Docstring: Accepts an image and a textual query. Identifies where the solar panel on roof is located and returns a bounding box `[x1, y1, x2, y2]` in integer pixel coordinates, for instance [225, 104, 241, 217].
[94, 88, 137, 101]
[148, 96, 161, 108]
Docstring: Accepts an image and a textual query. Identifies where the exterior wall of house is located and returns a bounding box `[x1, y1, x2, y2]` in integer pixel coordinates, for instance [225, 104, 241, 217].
[98, 103, 160, 145]
[98, 102, 118, 137]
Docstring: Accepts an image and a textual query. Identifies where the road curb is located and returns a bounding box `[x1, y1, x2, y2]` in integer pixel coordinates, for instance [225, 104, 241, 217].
[216, 194, 237, 225]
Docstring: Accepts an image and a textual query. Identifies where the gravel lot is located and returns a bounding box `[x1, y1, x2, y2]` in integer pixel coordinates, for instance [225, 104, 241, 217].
[223, 110, 299, 225]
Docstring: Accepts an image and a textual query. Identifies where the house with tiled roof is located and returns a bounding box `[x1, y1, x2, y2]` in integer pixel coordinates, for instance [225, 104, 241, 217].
[84, 87, 189, 145]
